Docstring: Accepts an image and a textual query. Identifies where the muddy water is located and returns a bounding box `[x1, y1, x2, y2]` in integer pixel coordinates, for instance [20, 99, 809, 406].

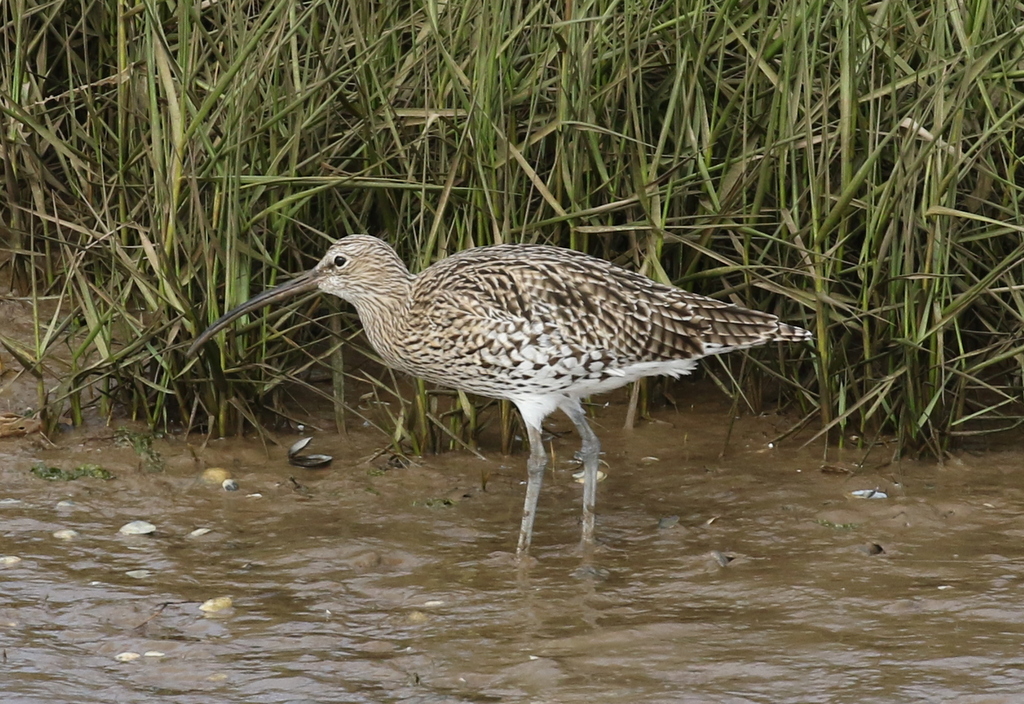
[2, 390, 1024, 703]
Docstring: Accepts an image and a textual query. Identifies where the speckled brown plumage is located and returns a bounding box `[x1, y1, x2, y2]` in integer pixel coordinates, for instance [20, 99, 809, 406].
[191, 234, 811, 558]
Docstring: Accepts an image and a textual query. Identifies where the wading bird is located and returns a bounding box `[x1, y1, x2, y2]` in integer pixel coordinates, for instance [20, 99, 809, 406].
[189, 235, 810, 557]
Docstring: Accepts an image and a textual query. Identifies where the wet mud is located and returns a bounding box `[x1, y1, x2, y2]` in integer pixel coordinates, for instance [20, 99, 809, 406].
[2, 387, 1024, 703]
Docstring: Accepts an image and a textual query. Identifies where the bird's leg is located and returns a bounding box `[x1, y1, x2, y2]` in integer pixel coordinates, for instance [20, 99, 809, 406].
[516, 422, 547, 558]
[561, 400, 600, 547]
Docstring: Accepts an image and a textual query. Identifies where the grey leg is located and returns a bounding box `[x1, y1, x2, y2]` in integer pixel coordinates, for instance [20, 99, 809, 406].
[517, 422, 547, 558]
[561, 399, 600, 547]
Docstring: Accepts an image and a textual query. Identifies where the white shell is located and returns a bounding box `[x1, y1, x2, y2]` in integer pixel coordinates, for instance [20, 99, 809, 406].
[572, 469, 607, 483]
[288, 437, 313, 457]
[119, 520, 156, 535]
[850, 489, 888, 500]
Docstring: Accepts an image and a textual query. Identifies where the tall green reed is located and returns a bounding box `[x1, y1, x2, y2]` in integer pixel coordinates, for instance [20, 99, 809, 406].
[1, 0, 1023, 456]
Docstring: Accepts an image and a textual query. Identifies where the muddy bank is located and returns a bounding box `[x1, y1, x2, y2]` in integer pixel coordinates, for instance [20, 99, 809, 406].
[1, 388, 1023, 703]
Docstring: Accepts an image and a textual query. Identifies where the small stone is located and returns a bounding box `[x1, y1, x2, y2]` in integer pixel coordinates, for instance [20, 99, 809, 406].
[119, 520, 156, 535]
[856, 543, 886, 556]
[188, 528, 212, 538]
[571, 564, 611, 580]
[199, 596, 233, 613]
[201, 468, 231, 485]
[0, 556, 22, 567]
[143, 651, 165, 658]
[53, 529, 79, 540]
[421, 600, 445, 608]
[221, 479, 239, 491]
[658, 515, 680, 530]
[126, 569, 152, 579]
[406, 610, 428, 624]
[115, 652, 141, 662]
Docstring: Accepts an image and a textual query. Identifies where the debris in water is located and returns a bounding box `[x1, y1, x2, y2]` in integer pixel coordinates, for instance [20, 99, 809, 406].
[0, 412, 41, 437]
[114, 652, 141, 663]
[52, 529, 78, 540]
[0, 556, 22, 567]
[222, 478, 239, 491]
[126, 570, 152, 579]
[188, 528, 212, 538]
[31, 463, 114, 481]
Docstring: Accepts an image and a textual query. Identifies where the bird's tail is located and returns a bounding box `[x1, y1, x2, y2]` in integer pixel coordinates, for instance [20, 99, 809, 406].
[774, 322, 813, 342]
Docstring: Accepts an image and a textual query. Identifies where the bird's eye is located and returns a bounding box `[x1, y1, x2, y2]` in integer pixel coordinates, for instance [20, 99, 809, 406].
[333, 255, 347, 268]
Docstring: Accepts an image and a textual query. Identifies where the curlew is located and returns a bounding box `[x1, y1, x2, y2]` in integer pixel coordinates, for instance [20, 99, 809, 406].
[189, 235, 811, 556]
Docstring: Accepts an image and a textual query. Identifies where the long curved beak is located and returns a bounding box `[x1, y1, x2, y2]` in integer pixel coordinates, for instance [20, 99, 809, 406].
[187, 270, 321, 356]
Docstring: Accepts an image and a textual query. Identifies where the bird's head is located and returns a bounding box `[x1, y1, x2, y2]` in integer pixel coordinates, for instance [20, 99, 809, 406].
[187, 234, 411, 356]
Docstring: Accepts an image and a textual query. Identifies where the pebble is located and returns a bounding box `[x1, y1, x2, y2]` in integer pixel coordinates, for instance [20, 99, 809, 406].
[406, 610, 428, 624]
[53, 529, 79, 540]
[221, 479, 239, 491]
[421, 600, 445, 608]
[143, 651, 165, 658]
[571, 565, 611, 580]
[115, 652, 141, 663]
[658, 515, 680, 530]
[126, 569, 152, 579]
[0, 556, 22, 567]
[119, 521, 156, 535]
[857, 543, 886, 556]
[188, 528, 212, 538]
[201, 468, 231, 485]
[199, 596, 233, 613]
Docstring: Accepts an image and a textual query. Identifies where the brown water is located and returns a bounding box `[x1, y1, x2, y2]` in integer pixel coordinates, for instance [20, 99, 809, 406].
[2, 390, 1024, 703]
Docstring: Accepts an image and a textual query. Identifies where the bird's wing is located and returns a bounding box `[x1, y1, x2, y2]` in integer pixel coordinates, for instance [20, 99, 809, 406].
[412, 246, 792, 365]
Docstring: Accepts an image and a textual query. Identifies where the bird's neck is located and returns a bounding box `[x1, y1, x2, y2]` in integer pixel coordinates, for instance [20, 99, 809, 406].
[348, 274, 415, 370]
